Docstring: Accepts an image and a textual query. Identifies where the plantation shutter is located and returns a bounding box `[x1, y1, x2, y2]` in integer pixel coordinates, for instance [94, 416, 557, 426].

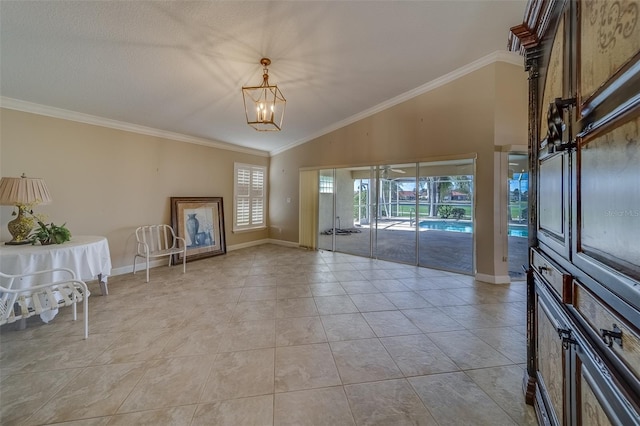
[234, 163, 266, 231]
[251, 168, 264, 226]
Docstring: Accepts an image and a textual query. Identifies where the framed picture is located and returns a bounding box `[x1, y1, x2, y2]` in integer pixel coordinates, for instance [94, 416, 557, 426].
[170, 197, 226, 262]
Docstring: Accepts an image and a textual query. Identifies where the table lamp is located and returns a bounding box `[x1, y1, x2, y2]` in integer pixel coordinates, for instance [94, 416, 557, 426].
[0, 173, 52, 245]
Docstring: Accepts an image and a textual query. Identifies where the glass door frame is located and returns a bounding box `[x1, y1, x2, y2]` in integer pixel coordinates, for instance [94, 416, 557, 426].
[373, 163, 419, 265]
[313, 156, 476, 275]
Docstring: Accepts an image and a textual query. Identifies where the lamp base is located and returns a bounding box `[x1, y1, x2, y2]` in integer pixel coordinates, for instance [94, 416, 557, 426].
[6, 204, 34, 245]
[5, 240, 32, 245]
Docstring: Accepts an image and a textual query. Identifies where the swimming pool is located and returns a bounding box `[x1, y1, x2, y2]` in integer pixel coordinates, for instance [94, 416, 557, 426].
[418, 220, 528, 237]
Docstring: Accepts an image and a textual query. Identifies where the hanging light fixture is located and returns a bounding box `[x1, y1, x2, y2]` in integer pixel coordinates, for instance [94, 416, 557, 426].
[242, 58, 286, 131]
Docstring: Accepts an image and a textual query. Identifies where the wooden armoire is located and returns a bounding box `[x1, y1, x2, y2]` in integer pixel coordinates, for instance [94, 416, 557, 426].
[510, 1, 640, 425]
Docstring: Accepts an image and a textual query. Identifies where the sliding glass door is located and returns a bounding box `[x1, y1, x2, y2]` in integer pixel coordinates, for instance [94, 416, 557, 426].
[318, 167, 373, 258]
[417, 160, 474, 274]
[317, 169, 335, 251]
[334, 167, 373, 258]
[314, 158, 475, 275]
[374, 164, 417, 264]
[507, 153, 528, 280]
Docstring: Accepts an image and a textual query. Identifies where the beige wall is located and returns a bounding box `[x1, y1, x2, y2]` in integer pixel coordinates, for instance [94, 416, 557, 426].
[0, 60, 527, 281]
[0, 109, 269, 272]
[269, 61, 527, 281]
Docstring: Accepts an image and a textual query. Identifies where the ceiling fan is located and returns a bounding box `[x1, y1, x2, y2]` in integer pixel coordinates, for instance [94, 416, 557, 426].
[382, 165, 406, 174]
[380, 165, 406, 179]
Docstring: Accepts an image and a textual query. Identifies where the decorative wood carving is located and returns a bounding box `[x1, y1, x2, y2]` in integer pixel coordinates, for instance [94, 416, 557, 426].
[580, 369, 615, 426]
[579, 0, 640, 104]
[540, 18, 565, 150]
[511, 23, 540, 50]
[509, 0, 560, 52]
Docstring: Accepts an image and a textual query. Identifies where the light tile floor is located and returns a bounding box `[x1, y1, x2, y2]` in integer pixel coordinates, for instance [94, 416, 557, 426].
[0, 244, 538, 425]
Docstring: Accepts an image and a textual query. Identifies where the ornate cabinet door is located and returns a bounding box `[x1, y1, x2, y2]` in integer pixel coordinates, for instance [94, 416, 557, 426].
[511, 0, 640, 425]
[537, 11, 572, 260]
[536, 282, 570, 425]
[573, 309, 640, 426]
[573, 0, 640, 310]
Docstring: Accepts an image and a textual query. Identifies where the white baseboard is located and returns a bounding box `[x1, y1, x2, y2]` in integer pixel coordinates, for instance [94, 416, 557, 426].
[226, 238, 298, 251]
[111, 259, 168, 277]
[110, 239, 301, 277]
[266, 238, 299, 248]
[227, 238, 271, 251]
[475, 273, 512, 284]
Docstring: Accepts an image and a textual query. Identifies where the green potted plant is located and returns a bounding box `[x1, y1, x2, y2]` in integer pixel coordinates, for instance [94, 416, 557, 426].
[29, 220, 72, 245]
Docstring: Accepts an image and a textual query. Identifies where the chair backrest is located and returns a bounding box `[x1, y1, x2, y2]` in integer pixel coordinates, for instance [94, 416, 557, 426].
[135, 225, 179, 254]
[0, 273, 19, 323]
[0, 269, 88, 326]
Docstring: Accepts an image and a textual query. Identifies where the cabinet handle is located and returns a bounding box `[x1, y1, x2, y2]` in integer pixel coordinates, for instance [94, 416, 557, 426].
[600, 324, 623, 348]
[557, 327, 571, 338]
[538, 265, 550, 274]
[557, 327, 577, 350]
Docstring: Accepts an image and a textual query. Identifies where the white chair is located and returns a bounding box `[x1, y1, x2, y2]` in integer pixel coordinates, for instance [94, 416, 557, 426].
[0, 268, 90, 339]
[133, 225, 186, 282]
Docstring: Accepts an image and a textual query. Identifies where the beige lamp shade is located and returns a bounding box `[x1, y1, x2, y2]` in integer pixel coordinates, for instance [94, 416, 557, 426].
[0, 173, 52, 206]
[1, 174, 53, 244]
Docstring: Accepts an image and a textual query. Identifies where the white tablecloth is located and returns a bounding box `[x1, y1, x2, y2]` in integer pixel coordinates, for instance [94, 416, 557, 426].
[0, 236, 112, 321]
[0, 235, 112, 280]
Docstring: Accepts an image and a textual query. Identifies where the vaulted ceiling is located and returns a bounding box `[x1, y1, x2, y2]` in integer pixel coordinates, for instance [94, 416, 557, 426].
[0, 1, 526, 155]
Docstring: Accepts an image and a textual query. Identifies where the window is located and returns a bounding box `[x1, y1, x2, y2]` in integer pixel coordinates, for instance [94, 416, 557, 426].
[319, 175, 334, 193]
[234, 163, 266, 231]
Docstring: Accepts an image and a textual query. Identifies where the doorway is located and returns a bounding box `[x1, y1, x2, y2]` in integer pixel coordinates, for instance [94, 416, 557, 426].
[507, 153, 529, 279]
[374, 163, 417, 264]
[417, 160, 474, 274]
[315, 158, 475, 275]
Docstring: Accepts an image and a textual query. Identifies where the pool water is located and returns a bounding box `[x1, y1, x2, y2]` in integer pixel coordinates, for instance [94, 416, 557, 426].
[507, 226, 528, 237]
[419, 220, 528, 237]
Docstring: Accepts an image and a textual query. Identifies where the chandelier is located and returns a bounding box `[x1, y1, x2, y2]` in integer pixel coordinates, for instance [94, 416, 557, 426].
[242, 58, 286, 131]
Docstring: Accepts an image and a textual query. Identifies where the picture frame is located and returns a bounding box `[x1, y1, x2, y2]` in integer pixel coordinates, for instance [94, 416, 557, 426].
[170, 197, 226, 262]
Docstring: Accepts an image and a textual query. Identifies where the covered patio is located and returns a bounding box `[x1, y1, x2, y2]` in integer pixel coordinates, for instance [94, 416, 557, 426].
[319, 220, 527, 280]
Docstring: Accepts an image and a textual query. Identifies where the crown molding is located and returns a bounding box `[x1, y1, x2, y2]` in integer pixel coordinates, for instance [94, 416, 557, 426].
[1, 49, 522, 159]
[0, 97, 270, 158]
[270, 50, 524, 156]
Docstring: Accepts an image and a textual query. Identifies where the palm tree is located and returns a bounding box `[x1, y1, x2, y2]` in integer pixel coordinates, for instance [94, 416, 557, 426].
[426, 177, 437, 217]
[438, 177, 453, 204]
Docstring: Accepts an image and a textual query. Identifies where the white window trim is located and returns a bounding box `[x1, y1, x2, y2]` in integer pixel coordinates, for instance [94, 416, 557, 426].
[233, 163, 267, 232]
